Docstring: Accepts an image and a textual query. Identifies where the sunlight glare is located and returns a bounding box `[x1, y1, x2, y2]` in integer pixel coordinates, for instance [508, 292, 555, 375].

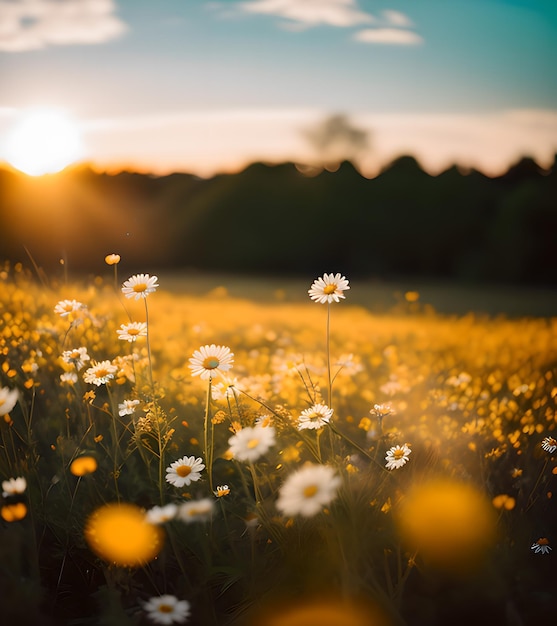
[4, 108, 84, 176]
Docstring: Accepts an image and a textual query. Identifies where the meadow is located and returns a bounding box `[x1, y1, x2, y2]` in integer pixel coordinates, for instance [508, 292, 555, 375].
[0, 259, 555, 626]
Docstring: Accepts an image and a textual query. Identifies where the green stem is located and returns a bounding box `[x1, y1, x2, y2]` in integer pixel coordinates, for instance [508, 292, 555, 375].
[326, 301, 332, 406]
[204, 378, 214, 493]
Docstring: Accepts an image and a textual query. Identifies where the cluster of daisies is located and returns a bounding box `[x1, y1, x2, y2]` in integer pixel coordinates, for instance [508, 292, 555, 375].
[4, 269, 554, 625]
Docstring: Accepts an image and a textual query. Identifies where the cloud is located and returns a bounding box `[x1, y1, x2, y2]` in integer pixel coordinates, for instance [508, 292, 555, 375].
[237, 0, 374, 28]
[354, 28, 423, 45]
[381, 9, 413, 28]
[0, 0, 128, 52]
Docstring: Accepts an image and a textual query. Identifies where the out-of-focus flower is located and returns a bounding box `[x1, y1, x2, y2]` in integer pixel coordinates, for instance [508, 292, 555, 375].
[54, 299, 85, 317]
[189, 344, 234, 380]
[308, 272, 350, 304]
[121, 274, 159, 300]
[62, 347, 90, 370]
[541, 437, 557, 453]
[119, 398, 141, 416]
[2, 476, 27, 497]
[84, 503, 164, 567]
[117, 321, 147, 342]
[214, 485, 230, 498]
[60, 372, 78, 385]
[210, 377, 238, 401]
[531, 538, 552, 554]
[394, 478, 497, 573]
[297, 403, 333, 431]
[146, 504, 178, 525]
[228, 424, 276, 463]
[492, 494, 516, 510]
[370, 404, 393, 419]
[83, 360, 118, 386]
[104, 254, 121, 265]
[178, 498, 215, 523]
[70, 455, 98, 476]
[0, 387, 19, 416]
[1, 502, 27, 522]
[385, 444, 412, 470]
[165, 456, 205, 488]
[276, 463, 341, 517]
[143, 595, 190, 624]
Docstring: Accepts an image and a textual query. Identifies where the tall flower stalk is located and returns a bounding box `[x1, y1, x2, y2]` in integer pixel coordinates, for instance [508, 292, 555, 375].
[308, 272, 349, 407]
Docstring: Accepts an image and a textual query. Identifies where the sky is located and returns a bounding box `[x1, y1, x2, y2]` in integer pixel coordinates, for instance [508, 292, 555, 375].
[1, 0, 556, 177]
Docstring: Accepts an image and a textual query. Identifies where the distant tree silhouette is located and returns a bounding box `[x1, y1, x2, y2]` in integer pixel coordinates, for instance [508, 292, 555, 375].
[303, 114, 370, 168]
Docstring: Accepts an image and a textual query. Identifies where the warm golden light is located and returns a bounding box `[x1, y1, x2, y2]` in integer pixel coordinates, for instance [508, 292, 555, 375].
[84, 503, 164, 567]
[4, 108, 83, 176]
[394, 478, 497, 573]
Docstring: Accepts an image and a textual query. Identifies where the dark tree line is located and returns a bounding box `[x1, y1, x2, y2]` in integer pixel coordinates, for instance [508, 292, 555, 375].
[0, 154, 555, 285]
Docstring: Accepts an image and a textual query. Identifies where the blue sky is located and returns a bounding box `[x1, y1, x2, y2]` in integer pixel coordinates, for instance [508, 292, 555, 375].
[1, 0, 556, 176]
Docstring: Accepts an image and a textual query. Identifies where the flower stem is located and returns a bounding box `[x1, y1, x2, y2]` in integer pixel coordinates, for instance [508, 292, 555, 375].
[204, 378, 214, 493]
[326, 302, 332, 406]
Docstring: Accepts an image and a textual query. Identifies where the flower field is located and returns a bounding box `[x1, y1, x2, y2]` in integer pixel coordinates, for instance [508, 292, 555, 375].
[1, 260, 556, 626]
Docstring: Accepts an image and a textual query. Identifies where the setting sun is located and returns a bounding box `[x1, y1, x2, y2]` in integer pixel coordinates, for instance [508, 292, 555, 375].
[4, 108, 83, 176]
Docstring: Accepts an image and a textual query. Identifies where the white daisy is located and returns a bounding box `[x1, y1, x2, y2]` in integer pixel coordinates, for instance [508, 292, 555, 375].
[189, 344, 234, 380]
[0, 386, 19, 416]
[210, 377, 238, 401]
[385, 444, 412, 470]
[145, 504, 178, 525]
[276, 463, 341, 518]
[83, 360, 118, 386]
[117, 321, 148, 342]
[228, 425, 276, 463]
[60, 372, 78, 385]
[121, 274, 159, 300]
[165, 456, 205, 488]
[54, 299, 85, 317]
[61, 347, 90, 370]
[531, 538, 552, 554]
[118, 399, 141, 417]
[143, 594, 191, 624]
[541, 437, 557, 453]
[214, 485, 230, 498]
[297, 403, 333, 431]
[2, 476, 27, 497]
[308, 273, 350, 304]
[178, 498, 215, 523]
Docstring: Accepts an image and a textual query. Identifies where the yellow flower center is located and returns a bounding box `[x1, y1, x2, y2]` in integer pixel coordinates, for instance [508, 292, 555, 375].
[96, 368, 110, 379]
[393, 449, 405, 460]
[323, 284, 337, 294]
[538, 537, 549, 545]
[128, 328, 140, 336]
[203, 357, 220, 370]
[303, 485, 318, 498]
[158, 605, 173, 614]
[247, 438, 260, 449]
[176, 465, 192, 477]
[133, 283, 147, 293]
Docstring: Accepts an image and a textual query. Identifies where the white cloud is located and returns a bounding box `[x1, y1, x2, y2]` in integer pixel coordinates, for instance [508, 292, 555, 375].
[238, 0, 374, 28]
[354, 28, 423, 45]
[0, 0, 128, 52]
[382, 9, 413, 28]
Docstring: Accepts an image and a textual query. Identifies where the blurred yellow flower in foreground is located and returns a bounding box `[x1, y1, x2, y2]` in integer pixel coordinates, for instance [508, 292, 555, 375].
[104, 254, 121, 265]
[84, 503, 164, 567]
[247, 596, 391, 626]
[1, 502, 27, 522]
[70, 455, 98, 476]
[395, 478, 497, 573]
